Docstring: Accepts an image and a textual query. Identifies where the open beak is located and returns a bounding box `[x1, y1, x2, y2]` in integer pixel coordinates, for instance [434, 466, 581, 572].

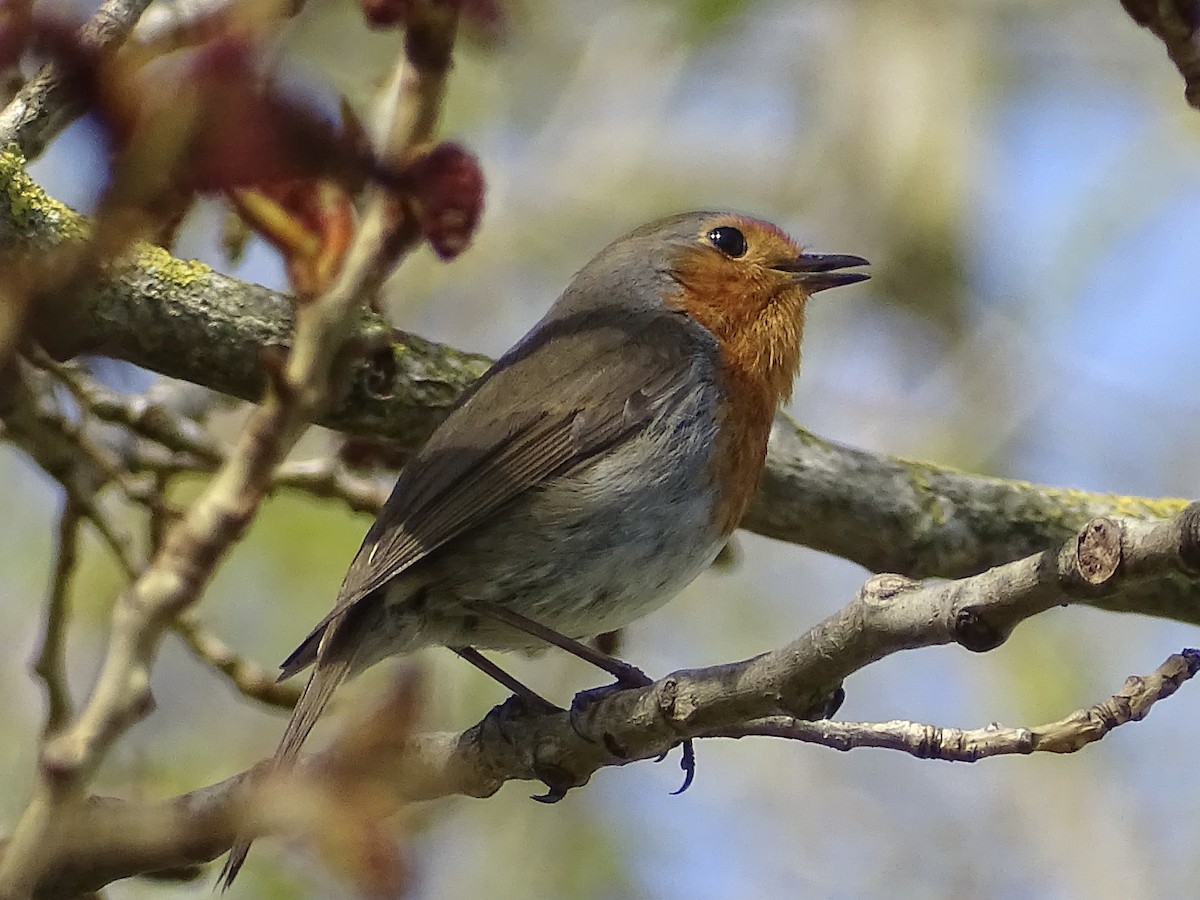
[772, 253, 870, 293]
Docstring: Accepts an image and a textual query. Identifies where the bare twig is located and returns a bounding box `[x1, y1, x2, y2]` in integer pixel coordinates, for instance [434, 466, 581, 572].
[272, 458, 389, 515]
[32, 503, 83, 737]
[33, 357, 224, 465]
[314, 1, 461, 312]
[714, 650, 1200, 759]
[2, 366, 142, 580]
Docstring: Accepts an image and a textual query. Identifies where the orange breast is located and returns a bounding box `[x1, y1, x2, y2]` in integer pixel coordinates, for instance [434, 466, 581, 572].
[708, 367, 776, 534]
[667, 247, 806, 535]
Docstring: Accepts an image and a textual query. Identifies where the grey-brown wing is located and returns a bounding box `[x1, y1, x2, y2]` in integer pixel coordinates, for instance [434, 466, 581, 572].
[289, 308, 711, 661]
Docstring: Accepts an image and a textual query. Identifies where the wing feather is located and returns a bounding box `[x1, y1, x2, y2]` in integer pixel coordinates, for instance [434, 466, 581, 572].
[283, 309, 711, 668]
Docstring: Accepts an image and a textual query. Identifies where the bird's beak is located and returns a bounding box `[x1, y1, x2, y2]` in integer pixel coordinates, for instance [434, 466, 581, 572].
[772, 253, 870, 293]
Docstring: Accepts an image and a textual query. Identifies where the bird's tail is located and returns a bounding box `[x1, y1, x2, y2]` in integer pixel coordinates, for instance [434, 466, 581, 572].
[218, 618, 356, 890]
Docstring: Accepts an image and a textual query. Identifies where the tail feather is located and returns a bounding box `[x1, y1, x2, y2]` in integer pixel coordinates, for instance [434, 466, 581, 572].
[278, 624, 323, 682]
[218, 616, 357, 890]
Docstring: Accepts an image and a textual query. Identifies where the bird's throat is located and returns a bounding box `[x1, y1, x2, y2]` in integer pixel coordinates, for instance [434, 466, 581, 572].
[689, 295, 806, 535]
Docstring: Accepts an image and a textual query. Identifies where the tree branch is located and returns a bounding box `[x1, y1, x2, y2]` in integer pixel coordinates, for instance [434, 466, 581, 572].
[172, 614, 302, 710]
[32, 502, 82, 738]
[14, 505, 1200, 896]
[0, 144, 492, 451]
[743, 419, 1197, 618]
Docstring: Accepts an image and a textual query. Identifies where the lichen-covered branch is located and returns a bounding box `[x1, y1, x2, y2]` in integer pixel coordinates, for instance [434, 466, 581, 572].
[13, 505, 1200, 896]
[0, 145, 492, 450]
[744, 419, 1196, 622]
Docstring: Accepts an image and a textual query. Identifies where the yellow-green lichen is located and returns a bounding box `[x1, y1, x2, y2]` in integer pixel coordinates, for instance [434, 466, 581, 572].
[1, 143, 90, 241]
[901, 455, 1186, 527]
[1039, 485, 1187, 521]
[895, 454, 971, 477]
[132, 243, 211, 287]
[785, 417, 837, 452]
[926, 495, 949, 526]
[904, 463, 953, 529]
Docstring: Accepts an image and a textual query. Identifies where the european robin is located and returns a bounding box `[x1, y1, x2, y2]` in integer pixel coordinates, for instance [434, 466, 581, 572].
[221, 210, 867, 884]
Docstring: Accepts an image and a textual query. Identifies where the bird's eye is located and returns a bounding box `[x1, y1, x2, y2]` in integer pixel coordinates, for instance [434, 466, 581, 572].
[707, 226, 748, 258]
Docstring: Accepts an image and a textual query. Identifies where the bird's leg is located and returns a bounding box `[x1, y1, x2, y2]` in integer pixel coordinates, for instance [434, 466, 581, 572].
[465, 601, 652, 687]
[451, 646, 560, 713]
[466, 602, 698, 793]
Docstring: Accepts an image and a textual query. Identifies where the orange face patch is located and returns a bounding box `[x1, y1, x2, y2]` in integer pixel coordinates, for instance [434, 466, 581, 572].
[665, 215, 811, 533]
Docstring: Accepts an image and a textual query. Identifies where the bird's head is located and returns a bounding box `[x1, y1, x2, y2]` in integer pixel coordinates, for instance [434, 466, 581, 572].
[652, 212, 868, 403]
[556, 211, 868, 404]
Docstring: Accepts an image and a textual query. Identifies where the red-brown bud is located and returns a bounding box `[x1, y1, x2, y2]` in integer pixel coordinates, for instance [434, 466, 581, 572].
[404, 142, 485, 260]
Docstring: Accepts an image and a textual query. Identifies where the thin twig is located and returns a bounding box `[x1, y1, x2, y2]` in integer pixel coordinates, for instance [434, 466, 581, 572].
[272, 458, 389, 515]
[28, 353, 224, 465]
[2, 366, 142, 580]
[713, 650, 1200, 759]
[310, 2, 461, 320]
[32, 503, 83, 737]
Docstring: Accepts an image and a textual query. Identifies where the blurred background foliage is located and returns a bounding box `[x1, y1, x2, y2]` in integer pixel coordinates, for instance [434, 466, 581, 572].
[5, 0, 1200, 897]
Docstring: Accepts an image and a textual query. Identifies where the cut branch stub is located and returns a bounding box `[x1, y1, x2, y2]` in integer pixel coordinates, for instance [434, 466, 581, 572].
[1076, 516, 1122, 585]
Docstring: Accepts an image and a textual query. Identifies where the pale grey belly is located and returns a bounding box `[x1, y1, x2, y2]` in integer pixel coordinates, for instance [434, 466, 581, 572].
[375, 402, 725, 656]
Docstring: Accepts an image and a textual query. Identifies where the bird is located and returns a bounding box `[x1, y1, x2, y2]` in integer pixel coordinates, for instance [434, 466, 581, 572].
[220, 210, 868, 885]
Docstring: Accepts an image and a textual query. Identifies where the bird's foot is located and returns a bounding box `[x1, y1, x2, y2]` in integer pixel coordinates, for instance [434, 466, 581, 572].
[483, 695, 583, 803]
[567, 679, 698, 794]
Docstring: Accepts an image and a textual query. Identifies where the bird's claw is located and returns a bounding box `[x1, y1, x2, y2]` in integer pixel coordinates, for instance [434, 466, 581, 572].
[607, 660, 653, 690]
[530, 785, 569, 804]
[796, 685, 846, 721]
[530, 760, 582, 804]
[819, 686, 847, 719]
[568, 682, 698, 792]
[669, 739, 697, 794]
